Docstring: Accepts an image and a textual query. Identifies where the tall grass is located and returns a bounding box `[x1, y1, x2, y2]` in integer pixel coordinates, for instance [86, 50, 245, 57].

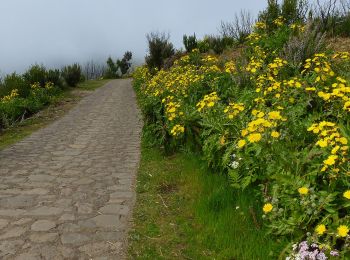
[128, 138, 286, 259]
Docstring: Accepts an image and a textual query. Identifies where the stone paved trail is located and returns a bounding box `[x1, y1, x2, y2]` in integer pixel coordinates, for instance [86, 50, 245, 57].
[0, 79, 142, 259]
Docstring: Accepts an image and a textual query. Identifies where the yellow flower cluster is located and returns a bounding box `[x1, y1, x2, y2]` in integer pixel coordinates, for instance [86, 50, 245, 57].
[196, 92, 220, 112]
[170, 124, 185, 136]
[45, 82, 54, 89]
[333, 51, 350, 60]
[303, 53, 335, 81]
[164, 97, 183, 121]
[246, 57, 264, 74]
[246, 32, 262, 44]
[290, 23, 305, 32]
[237, 110, 286, 148]
[307, 121, 349, 173]
[31, 82, 41, 90]
[254, 21, 267, 30]
[1, 89, 19, 102]
[224, 61, 236, 74]
[268, 57, 288, 76]
[314, 224, 349, 237]
[224, 102, 244, 119]
[273, 16, 285, 27]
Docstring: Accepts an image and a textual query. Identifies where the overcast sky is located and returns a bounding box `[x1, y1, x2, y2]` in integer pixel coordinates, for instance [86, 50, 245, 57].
[0, 0, 267, 74]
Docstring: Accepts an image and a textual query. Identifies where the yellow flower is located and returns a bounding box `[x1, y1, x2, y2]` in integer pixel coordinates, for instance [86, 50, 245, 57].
[237, 139, 246, 148]
[337, 225, 349, 237]
[248, 133, 262, 143]
[219, 135, 226, 145]
[323, 155, 338, 166]
[241, 129, 249, 137]
[268, 111, 282, 120]
[317, 139, 328, 148]
[343, 190, 350, 200]
[271, 131, 280, 138]
[315, 224, 327, 235]
[263, 203, 273, 213]
[298, 187, 309, 195]
[338, 137, 348, 145]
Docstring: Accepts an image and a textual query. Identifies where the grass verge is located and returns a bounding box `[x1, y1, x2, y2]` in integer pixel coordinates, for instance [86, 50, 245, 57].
[128, 139, 287, 260]
[0, 79, 110, 150]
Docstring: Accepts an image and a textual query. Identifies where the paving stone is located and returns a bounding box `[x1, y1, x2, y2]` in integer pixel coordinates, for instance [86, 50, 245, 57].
[91, 215, 121, 229]
[59, 213, 75, 221]
[76, 203, 93, 214]
[29, 233, 58, 243]
[0, 226, 26, 240]
[27, 206, 64, 216]
[31, 220, 56, 231]
[61, 233, 90, 245]
[0, 195, 36, 208]
[0, 240, 24, 257]
[12, 218, 32, 226]
[0, 209, 26, 217]
[0, 219, 9, 229]
[28, 174, 55, 182]
[99, 204, 130, 215]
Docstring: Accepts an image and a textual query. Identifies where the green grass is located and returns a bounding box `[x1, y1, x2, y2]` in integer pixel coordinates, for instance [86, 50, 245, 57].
[0, 79, 110, 150]
[77, 79, 111, 91]
[128, 140, 287, 260]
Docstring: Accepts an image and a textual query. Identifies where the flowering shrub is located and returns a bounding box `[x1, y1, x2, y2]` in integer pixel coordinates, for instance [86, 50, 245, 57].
[133, 17, 350, 258]
[0, 82, 59, 129]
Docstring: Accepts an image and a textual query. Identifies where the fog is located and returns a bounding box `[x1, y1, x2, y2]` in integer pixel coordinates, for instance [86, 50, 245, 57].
[0, 0, 267, 74]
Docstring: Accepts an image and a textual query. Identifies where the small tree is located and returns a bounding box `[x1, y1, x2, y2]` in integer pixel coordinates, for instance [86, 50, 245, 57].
[183, 34, 198, 52]
[259, 0, 281, 30]
[281, 0, 309, 24]
[117, 51, 133, 76]
[145, 32, 175, 71]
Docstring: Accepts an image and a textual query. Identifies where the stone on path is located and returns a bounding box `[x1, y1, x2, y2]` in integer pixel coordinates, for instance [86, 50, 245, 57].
[0, 79, 141, 259]
[31, 220, 56, 231]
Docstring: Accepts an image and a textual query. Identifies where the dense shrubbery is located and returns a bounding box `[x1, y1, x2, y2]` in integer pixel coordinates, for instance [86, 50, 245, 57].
[61, 63, 82, 87]
[183, 34, 198, 53]
[0, 82, 59, 129]
[0, 62, 86, 130]
[145, 32, 175, 71]
[134, 17, 350, 258]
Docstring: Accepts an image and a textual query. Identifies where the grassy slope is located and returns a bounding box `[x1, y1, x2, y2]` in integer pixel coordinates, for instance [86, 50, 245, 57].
[0, 79, 110, 150]
[129, 140, 286, 260]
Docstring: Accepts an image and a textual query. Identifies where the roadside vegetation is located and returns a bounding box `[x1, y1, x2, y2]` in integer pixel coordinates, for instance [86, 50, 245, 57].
[0, 79, 110, 150]
[131, 0, 350, 259]
[0, 48, 133, 144]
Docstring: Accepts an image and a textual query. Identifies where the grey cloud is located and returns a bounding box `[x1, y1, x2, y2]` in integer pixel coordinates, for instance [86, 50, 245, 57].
[0, 0, 266, 74]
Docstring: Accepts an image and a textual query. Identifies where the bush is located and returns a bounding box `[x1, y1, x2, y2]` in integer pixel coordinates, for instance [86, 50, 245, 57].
[23, 64, 47, 87]
[0, 73, 28, 98]
[145, 32, 175, 71]
[281, 23, 326, 68]
[199, 35, 235, 55]
[61, 64, 82, 87]
[46, 69, 62, 88]
[183, 34, 198, 52]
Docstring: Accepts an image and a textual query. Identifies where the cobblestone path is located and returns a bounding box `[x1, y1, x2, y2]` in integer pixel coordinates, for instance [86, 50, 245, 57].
[0, 79, 142, 259]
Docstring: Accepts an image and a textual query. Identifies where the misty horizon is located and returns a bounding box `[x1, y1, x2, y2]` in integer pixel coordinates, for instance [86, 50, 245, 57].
[0, 0, 267, 75]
